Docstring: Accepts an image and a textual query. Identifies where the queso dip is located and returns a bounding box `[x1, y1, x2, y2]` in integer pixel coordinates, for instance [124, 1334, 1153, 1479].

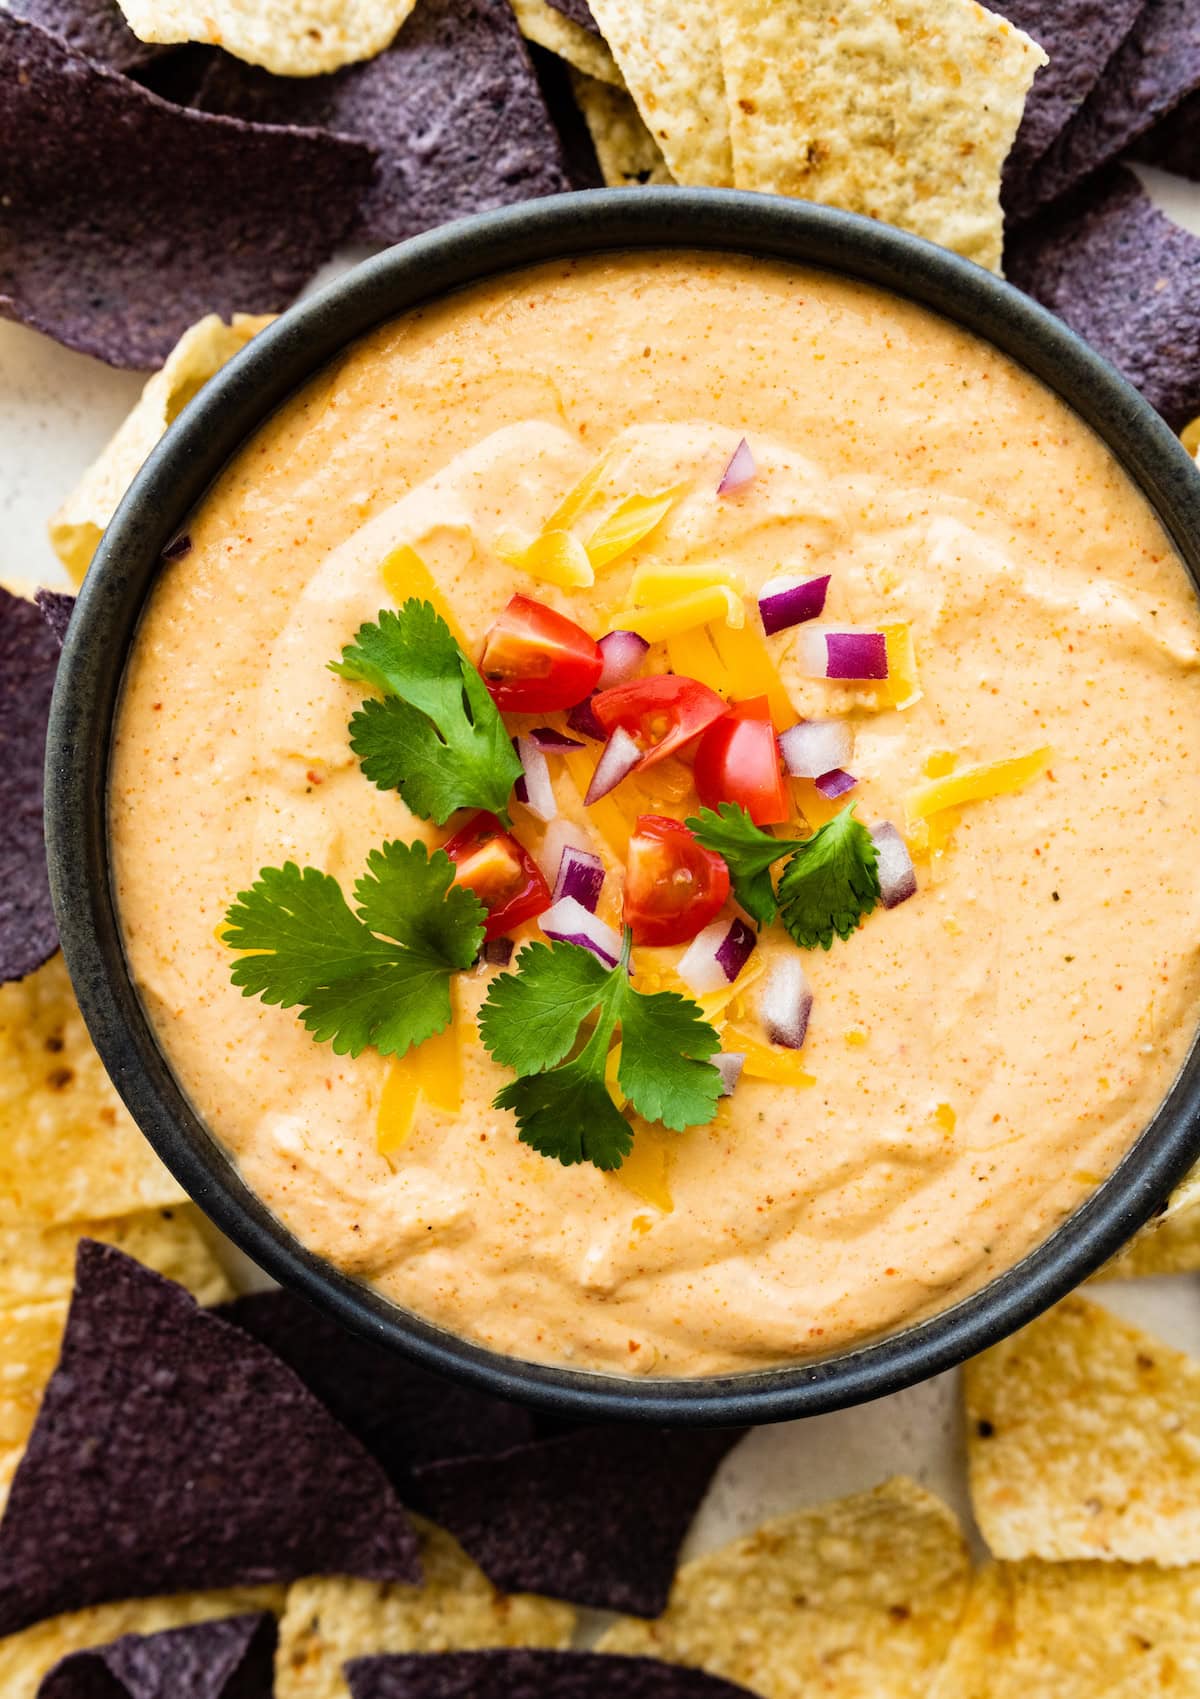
[109, 254, 1200, 1376]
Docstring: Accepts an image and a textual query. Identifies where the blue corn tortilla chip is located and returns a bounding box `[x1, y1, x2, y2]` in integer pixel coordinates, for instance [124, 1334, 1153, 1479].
[35, 590, 75, 648]
[546, 0, 601, 35]
[1135, 87, 1200, 178]
[37, 1612, 276, 1699]
[346, 1650, 759, 1699]
[1007, 0, 1200, 223]
[0, 1242, 420, 1638]
[193, 0, 567, 247]
[217, 1288, 537, 1493]
[0, 15, 374, 368]
[1006, 166, 1200, 431]
[0, 586, 61, 985]
[8, 0, 168, 73]
[412, 1425, 743, 1616]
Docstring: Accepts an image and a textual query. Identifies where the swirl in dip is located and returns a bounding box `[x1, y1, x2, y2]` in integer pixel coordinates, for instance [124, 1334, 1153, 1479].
[109, 253, 1200, 1377]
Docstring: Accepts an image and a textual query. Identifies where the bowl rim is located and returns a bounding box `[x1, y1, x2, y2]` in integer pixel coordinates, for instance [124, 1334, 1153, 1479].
[46, 186, 1200, 1425]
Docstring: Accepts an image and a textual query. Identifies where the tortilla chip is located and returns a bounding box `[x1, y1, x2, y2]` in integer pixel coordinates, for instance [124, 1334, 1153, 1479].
[346, 1650, 758, 1699]
[716, 0, 1044, 273]
[1137, 88, 1200, 179]
[0, 954, 185, 1228]
[597, 1478, 970, 1698]
[414, 1426, 742, 1616]
[509, 0, 620, 86]
[274, 1519, 575, 1699]
[928, 1560, 1200, 1697]
[0, 1303, 69, 1515]
[1006, 166, 1200, 431]
[34, 592, 74, 648]
[113, 0, 417, 75]
[1097, 1197, 1200, 1279]
[7, 0, 167, 71]
[0, 16, 372, 369]
[0, 1590, 285, 1699]
[0, 588, 60, 985]
[545, 0, 599, 35]
[0, 1243, 419, 1636]
[570, 72, 672, 187]
[966, 1294, 1200, 1564]
[38, 1611, 276, 1699]
[49, 314, 270, 584]
[193, 0, 568, 248]
[583, 0, 731, 187]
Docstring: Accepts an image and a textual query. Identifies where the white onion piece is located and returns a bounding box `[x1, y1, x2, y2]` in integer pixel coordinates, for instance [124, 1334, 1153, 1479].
[584, 725, 641, 804]
[871, 821, 917, 909]
[535, 816, 597, 885]
[713, 1052, 745, 1097]
[597, 629, 650, 690]
[758, 955, 813, 1049]
[540, 897, 622, 968]
[514, 737, 557, 823]
[553, 845, 605, 912]
[718, 437, 756, 494]
[778, 718, 854, 779]
[677, 916, 756, 996]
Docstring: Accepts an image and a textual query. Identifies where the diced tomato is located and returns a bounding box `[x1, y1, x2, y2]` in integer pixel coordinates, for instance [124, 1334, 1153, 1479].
[592, 674, 728, 773]
[624, 815, 730, 947]
[479, 594, 603, 712]
[442, 812, 551, 941]
[693, 696, 790, 826]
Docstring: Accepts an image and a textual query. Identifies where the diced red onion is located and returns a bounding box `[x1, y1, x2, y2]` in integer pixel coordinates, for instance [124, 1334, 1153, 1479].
[718, 437, 756, 495]
[596, 629, 650, 690]
[535, 817, 597, 884]
[778, 718, 854, 779]
[815, 768, 857, 799]
[566, 694, 605, 740]
[482, 937, 514, 967]
[529, 726, 585, 751]
[713, 1052, 745, 1097]
[759, 955, 813, 1049]
[871, 821, 917, 909]
[513, 737, 557, 823]
[584, 725, 641, 804]
[757, 574, 830, 636]
[541, 896, 622, 968]
[798, 629, 889, 680]
[553, 844, 605, 913]
[677, 917, 757, 997]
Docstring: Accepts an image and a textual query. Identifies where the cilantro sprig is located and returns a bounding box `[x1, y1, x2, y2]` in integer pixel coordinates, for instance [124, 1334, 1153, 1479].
[478, 932, 722, 1171]
[687, 803, 881, 950]
[224, 841, 485, 1058]
[331, 600, 523, 825]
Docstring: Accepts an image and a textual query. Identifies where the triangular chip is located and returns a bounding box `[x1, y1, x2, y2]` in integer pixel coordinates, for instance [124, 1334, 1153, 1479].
[8, 0, 166, 72]
[113, 0, 419, 75]
[597, 1478, 970, 1697]
[570, 72, 672, 188]
[37, 1612, 276, 1699]
[1098, 1200, 1200, 1279]
[0, 587, 60, 985]
[34, 592, 74, 648]
[966, 1294, 1200, 1564]
[715, 0, 1045, 271]
[346, 1650, 758, 1699]
[510, 0, 620, 86]
[0, 1243, 419, 1636]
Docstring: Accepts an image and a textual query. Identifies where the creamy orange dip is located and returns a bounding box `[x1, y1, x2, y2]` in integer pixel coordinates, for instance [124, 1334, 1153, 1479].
[110, 254, 1200, 1376]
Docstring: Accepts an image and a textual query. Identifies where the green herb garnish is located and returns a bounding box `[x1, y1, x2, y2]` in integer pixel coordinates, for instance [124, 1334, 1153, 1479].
[331, 599, 523, 825]
[224, 841, 486, 1058]
[477, 932, 722, 1171]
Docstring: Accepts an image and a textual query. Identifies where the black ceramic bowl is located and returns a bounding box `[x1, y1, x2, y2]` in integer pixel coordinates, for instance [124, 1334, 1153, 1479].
[47, 188, 1200, 1425]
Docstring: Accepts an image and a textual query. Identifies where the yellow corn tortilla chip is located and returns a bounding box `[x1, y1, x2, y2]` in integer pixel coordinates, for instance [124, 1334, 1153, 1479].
[1182, 417, 1200, 459]
[509, 0, 621, 86]
[597, 1477, 970, 1699]
[570, 71, 673, 187]
[1098, 1202, 1200, 1279]
[275, 1518, 575, 1699]
[0, 954, 185, 1228]
[49, 312, 272, 583]
[929, 1560, 1200, 1697]
[966, 1294, 1200, 1564]
[0, 1302, 67, 1512]
[714, 0, 1046, 273]
[112, 0, 417, 74]
[0, 1587, 285, 1699]
[583, 0, 731, 187]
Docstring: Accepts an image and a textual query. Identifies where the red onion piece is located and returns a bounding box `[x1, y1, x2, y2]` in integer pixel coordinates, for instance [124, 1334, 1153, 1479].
[778, 718, 854, 779]
[553, 844, 605, 913]
[584, 725, 641, 804]
[678, 916, 757, 997]
[566, 694, 605, 740]
[759, 955, 813, 1049]
[713, 1052, 745, 1097]
[814, 768, 857, 799]
[718, 437, 756, 495]
[596, 629, 650, 690]
[536, 817, 597, 884]
[871, 822, 917, 909]
[513, 737, 557, 823]
[757, 574, 830, 636]
[799, 629, 888, 680]
[541, 896, 622, 968]
[529, 726, 585, 751]
[482, 937, 514, 967]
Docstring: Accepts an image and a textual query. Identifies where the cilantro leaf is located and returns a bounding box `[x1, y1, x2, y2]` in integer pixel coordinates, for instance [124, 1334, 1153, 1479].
[332, 600, 522, 825]
[479, 935, 722, 1171]
[776, 807, 880, 950]
[685, 803, 804, 926]
[224, 842, 485, 1059]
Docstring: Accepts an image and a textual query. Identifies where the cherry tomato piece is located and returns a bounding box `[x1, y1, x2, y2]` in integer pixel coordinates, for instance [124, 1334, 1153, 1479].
[480, 594, 603, 713]
[442, 812, 551, 941]
[624, 814, 731, 947]
[592, 674, 728, 772]
[693, 696, 790, 826]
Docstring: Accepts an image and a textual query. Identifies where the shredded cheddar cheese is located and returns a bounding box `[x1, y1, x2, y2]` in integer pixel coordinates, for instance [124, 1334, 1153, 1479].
[610, 585, 745, 642]
[586, 484, 688, 571]
[905, 746, 1053, 824]
[494, 527, 595, 589]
